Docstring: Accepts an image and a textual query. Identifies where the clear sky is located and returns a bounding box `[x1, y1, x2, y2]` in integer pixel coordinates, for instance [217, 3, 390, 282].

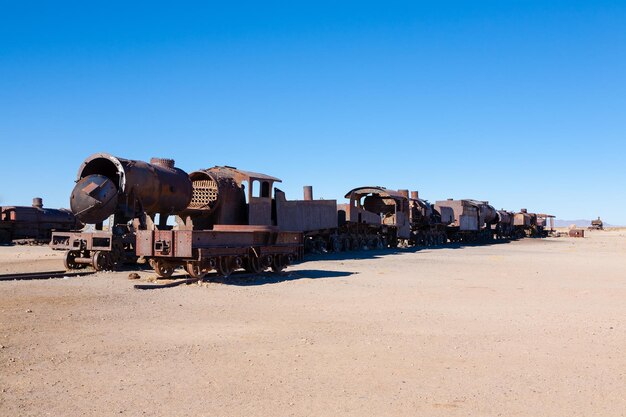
[1, 1, 625, 223]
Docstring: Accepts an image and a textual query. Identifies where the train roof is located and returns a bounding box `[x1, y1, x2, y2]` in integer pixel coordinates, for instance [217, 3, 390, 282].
[344, 186, 405, 200]
[204, 166, 282, 183]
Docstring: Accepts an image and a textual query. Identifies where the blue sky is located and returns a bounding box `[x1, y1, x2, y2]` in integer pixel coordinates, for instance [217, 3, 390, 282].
[1, 1, 625, 223]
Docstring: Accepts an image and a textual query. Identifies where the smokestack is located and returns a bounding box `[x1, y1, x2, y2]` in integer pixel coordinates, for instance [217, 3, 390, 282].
[32, 197, 43, 209]
[398, 189, 409, 198]
[150, 157, 175, 169]
[303, 186, 313, 201]
[410, 191, 419, 200]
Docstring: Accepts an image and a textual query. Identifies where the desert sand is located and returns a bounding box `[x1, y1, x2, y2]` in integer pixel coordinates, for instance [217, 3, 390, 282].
[1, 229, 625, 416]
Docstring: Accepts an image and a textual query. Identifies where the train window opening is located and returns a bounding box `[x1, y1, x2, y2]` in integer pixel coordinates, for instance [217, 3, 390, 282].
[251, 180, 258, 198]
[92, 237, 111, 248]
[242, 180, 249, 203]
[261, 181, 270, 198]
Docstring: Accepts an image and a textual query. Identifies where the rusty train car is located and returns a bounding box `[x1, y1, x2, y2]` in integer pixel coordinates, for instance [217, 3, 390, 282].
[51, 152, 553, 277]
[433, 199, 500, 242]
[0, 198, 80, 245]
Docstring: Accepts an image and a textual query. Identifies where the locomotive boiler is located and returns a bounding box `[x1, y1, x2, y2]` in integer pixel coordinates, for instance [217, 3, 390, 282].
[50, 153, 193, 270]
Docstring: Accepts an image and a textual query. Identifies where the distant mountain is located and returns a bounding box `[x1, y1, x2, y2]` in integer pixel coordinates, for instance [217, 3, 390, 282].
[554, 219, 618, 228]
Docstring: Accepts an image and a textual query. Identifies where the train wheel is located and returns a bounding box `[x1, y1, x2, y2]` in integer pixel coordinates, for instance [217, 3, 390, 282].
[64, 250, 85, 270]
[153, 259, 174, 278]
[315, 238, 327, 253]
[342, 238, 351, 252]
[92, 251, 112, 271]
[271, 254, 286, 273]
[217, 257, 234, 278]
[330, 236, 342, 253]
[244, 256, 263, 273]
[185, 262, 207, 279]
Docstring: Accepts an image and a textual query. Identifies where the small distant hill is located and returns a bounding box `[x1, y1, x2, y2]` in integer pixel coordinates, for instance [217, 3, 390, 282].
[554, 219, 618, 228]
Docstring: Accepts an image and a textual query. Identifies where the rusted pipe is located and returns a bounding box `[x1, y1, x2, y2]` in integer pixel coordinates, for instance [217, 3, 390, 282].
[303, 186, 313, 201]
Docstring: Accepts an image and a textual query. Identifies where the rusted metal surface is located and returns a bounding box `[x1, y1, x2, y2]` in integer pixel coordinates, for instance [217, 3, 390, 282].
[186, 166, 280, 227]
[407, 192, 448, 246]
[465, 200, 497, 226]
[72, 153, 193, 225]
[303, 186, 313, 201]
[589, 217, 603, 230]
[514, 209, 533, 227]
[569, 229, 585, 238]
[137, 227, 302, 279]
[343, 186, 410, 239]
[138, 165, 307, 278]
[275, 187, 338, 233]
[50, 228, 137, 270]
[53, 154, 192, 271]
[435, 199, 480, 231]
[0, 198, 81, 244]
[51, 151, 562, 278]
[436, 205, 455, 225]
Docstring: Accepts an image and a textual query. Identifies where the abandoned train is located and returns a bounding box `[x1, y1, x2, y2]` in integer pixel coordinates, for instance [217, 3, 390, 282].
[0, 198, 81, 245]
[50, 153, 552, 277]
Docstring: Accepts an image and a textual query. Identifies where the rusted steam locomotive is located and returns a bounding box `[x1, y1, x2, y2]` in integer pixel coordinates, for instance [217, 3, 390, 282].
[50, 154, 193, 270]
[0, 198, 80, 245]
[50, 154, 303, 275]
[51, 153, 552, 277]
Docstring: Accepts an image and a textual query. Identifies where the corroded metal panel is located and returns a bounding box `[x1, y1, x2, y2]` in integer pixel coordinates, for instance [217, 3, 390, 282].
[136, 230, 153, 256]
[569, 229, 585, 238]
[248, 197, 272, 225]
[276, 199, 338, 232]
[174, 230, 193, 258]
[514, 212, 532, 227]
[435, 199, 480, 231]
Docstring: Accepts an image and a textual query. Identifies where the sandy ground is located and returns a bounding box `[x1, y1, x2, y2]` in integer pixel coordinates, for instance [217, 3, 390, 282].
[1, 230, 625, 417]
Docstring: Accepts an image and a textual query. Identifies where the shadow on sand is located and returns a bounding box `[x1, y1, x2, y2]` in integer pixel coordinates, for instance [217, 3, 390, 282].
[304, 237, 518, 262]
[138, 238, 528, 288]
[211, 269, 356, 286]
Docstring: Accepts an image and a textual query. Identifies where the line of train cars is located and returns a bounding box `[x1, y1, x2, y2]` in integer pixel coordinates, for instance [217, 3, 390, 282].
[49, 153, 554, 278]
[0, 198, 81, 245]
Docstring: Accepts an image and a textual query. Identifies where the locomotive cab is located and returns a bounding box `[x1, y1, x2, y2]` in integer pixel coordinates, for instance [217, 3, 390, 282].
[343, 187, 411, 239]
[185, 166, 281, 229]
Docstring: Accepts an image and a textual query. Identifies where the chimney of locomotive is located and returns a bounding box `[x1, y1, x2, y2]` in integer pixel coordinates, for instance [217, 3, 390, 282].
[32, 197, 43, 209]
[398, 189, 409, 198]
[410, 191, 419, 200]
[150, 157, 176, 169]
[303, 186, 313, 201]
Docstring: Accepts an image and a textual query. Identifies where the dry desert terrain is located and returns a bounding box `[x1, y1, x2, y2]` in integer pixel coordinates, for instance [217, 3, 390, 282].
[1, 229, 625, 416]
